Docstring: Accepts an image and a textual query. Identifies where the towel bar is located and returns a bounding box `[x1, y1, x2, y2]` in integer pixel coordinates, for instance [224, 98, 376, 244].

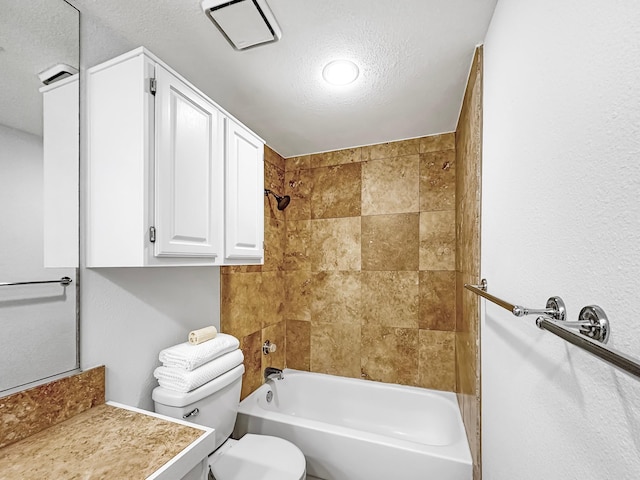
[465, 279, 640, 380]
[464, 279, 566, 320]
[0, 277, 72, 287]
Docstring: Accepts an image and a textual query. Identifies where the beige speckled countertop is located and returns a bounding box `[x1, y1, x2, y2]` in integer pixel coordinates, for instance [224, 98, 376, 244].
[0, 402, 214, 480]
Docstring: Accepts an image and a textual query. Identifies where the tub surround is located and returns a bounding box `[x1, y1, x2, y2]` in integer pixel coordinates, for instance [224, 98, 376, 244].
[222, 137, 458, 398]
[0, 366, 105, 449]
[283, 135, 457, 390]
[455, 46, 483, 480]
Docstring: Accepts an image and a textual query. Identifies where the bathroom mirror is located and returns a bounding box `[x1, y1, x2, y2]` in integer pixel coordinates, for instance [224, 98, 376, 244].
[0, 0, 80, 394]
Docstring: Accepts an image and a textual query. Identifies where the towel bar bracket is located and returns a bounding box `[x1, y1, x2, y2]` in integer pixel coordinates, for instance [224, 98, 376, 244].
[537, 304, 610, 344]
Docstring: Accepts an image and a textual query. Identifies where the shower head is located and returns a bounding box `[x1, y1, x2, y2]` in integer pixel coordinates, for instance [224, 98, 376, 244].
[264, 189, 291, 211]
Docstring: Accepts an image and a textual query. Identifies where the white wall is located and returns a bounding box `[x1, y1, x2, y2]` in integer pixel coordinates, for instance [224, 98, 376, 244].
[483, 1, 640, 478]
[0, 125, 77, 392]
[78, 12, 221, 411]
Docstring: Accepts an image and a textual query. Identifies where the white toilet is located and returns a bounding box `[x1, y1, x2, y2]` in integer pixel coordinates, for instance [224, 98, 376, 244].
[152, 364, 306, 480]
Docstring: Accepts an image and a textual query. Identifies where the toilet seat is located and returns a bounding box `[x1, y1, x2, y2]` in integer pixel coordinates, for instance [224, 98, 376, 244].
[210, 434, 306, 480]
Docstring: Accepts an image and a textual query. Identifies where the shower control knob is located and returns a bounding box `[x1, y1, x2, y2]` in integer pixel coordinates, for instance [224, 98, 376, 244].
[262, 340, 277, 355]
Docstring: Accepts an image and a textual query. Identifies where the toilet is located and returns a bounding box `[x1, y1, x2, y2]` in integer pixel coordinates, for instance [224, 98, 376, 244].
[152, 364, 306, 480]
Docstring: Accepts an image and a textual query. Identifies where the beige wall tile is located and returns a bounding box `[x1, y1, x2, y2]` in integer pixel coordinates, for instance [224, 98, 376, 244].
[310, 217, 361, 271]
[284, 169, 312, 220]
[284, 270, 312, 321]
[420, 132, 455, 153]
[361, 271, 419, 328]
[284, 219, 311, 271]
[263, 216, 284, 272]
[361, 326, 419, 385]
[264, 145, 285, 171]
[419, 271, 456, 331]
[221, 273, 264, 338]
[240, 331, 262, 400]
[286, 155, 311, 171]
[454, 46, 482, 479]
[418, 330, 455, 391]
[419, 211, 455, 270]
[221, 265, 262, 274]
[286, 320, 311, 371]
[259, 271, 286, 328]
[310, 323, 361, 378]
[362, 138, 420, 161]
[262, 320, 286, 371]
[420, 150, 456, 212]
[362, 213, 419, 271]
[310, 147, 362, 168]
[311, 271, 361, 324]
[264, 161, 285, 221]
[362, 155, 420, 216]
[311, 163, 362, 219]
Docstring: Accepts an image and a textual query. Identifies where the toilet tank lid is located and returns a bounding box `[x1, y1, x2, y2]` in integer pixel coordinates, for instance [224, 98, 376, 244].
[152, 364, 245, 407]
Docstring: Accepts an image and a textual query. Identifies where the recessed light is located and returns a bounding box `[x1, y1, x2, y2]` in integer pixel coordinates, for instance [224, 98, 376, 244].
[322, 60, 359, 86]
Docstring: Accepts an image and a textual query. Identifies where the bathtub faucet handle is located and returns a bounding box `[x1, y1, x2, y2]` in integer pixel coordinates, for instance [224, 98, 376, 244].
[264, 367, 283, 381]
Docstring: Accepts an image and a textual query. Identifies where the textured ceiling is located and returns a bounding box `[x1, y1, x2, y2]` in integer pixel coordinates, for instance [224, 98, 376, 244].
[0, 0, 79, 137]
[76, 0, 496, 157]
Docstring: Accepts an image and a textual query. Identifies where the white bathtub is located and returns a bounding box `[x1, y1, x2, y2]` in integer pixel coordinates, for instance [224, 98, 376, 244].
[234, 369, 472, 480]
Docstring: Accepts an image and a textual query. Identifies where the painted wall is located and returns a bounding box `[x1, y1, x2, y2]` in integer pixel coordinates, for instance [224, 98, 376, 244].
[0, 124, 77, 392]
[78, 12, 221, 411]
[455, 47, 482, 480]
[282, 135, 458, 390]
[483, 1, 640, 478]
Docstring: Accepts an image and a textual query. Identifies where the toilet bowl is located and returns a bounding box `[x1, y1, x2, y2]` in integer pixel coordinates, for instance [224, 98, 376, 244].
[152, 364, 306, 480]
[209, 434, 305, 480]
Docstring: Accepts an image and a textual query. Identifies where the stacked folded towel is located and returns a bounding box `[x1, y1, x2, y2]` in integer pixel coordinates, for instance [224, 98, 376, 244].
[159, 333, 239, 370]
[154, 332, 243, 393]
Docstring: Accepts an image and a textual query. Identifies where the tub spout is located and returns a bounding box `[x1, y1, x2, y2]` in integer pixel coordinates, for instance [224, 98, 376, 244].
[264, 367, 283, 381]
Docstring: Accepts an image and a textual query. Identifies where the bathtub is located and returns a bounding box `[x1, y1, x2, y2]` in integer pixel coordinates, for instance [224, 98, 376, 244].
[234, 369, 472, 480]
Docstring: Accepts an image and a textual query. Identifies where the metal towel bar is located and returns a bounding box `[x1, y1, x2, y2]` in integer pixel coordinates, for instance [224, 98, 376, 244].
[0, 277, 73, 287]
[465, 279, 640, 379]
[464, 279, 566, 319]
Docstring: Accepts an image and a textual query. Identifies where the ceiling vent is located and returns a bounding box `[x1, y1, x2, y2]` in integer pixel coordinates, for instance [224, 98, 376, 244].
[201, 0, 282, 50]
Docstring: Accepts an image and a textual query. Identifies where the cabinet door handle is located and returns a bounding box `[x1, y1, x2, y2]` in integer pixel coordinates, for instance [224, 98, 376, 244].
[149, 226, 156, 243]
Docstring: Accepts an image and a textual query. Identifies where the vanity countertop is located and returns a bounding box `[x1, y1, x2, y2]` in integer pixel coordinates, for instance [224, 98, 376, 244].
[0, 401, 214, 480]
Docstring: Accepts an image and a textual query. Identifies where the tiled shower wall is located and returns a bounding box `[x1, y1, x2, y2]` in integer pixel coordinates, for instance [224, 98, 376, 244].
[455, 46, 483, 480]
[223, 136, 463, 397]
[283, 135, 458, 390]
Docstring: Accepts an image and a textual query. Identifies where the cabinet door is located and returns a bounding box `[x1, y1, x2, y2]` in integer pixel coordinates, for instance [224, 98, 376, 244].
[154, 64, 223, 257]
[225, 120, 264, 260]
[42, 75, 79, 267]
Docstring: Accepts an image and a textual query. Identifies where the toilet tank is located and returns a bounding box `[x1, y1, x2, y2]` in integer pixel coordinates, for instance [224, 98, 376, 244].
[153, 364, 245, 450]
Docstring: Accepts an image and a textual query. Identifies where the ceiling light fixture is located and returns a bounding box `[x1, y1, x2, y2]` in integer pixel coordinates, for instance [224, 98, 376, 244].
[322, 60, 359, 86]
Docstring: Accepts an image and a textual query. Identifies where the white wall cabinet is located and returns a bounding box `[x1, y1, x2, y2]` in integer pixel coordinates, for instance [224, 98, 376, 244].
[225, 119, 264, 261]
[87, 48, 264, 267]
[41, 74, 79, 268]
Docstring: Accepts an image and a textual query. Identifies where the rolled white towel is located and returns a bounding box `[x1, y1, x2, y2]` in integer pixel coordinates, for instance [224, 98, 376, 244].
[159, 333, 240, 371]
[154, 349, 244, 393]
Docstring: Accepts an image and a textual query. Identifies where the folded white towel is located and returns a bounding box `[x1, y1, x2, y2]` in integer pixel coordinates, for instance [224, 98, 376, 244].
[154, 349, 244, 393]
[159, 333, 240, 371]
